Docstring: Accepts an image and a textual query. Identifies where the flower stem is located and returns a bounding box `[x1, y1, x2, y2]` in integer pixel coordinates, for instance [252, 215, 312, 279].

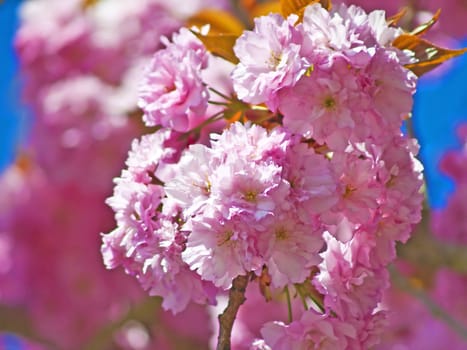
[298, 290, 309, 311]
[209, 87, 232, 101]
[295, 282, 325, 313]
[208, 100, 230, 106]
[217, 274, 249, 350]
[285, 285, 293, 323]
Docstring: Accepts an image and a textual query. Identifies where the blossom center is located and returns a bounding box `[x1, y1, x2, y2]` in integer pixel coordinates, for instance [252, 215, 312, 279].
[343, 184, 356, 198]
[268, 51, 283, 69]
[244, 189, 258, 202]
[275, 227, 288, 241]
[323, 96, 336, 110]
[217, 230, 235, 247]
[163, 82, 176, 93]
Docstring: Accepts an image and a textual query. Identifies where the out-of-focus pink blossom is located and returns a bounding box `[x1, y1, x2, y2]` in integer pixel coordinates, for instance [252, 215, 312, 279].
[0, 166, 143, 349]
[432, 123, 467, 243]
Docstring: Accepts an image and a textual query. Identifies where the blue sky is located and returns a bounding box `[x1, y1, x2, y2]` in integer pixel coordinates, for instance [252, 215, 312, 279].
[412, 39, 467, 208]
[0, 0, 24, 174]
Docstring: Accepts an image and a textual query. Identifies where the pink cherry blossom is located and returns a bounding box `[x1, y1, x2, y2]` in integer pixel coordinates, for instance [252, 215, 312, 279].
[315, 232, 389, 319]
[102, 130, 218, 313]
[257, 209, 324, 287]
[166, 123, 339, 288]
[232, 13, 308, 110]
[376, 136, 424, 247]
[138, 29, 209, 131]
[363, 49, 417, 131]
[329, 146, 384, 226]
[277, 55, 367, 145]
[301, 3, 405, 61]
[256, 310, 357, 350]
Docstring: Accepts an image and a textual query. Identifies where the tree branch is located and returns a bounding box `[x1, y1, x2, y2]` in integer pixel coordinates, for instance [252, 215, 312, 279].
[217, 274, 249, 350]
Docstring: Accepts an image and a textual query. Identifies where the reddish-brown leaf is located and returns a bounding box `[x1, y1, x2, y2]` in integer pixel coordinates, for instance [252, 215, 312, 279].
[225, 110, 245, 124]
[410, 9, 441, 36]
[82, 0, 98, 8]
[186, 9, 245, 36]
[320, 0, 332, 10]
[393, 33, 467, 76]
[191, 31, 240, 64]
[240, 0, 258, 12]
[386, 7, 408, 26]
[280, 0, 331, 19]
[250, 1, 282, 19]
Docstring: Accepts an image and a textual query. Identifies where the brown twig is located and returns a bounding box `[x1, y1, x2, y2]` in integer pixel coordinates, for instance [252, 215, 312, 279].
[217, 274, 250, 350]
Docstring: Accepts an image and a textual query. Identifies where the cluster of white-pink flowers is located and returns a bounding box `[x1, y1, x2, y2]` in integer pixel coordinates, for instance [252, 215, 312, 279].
[102, 3, 424, 348]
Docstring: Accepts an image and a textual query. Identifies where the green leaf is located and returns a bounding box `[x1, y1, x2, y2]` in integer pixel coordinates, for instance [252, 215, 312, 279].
[393, 33, 467, 76]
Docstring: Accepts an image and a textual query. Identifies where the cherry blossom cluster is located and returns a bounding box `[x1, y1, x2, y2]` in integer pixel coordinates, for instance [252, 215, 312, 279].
[102, 3, 425, 348]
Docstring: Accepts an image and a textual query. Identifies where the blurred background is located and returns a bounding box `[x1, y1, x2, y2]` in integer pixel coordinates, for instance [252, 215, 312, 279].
[0, 0, 466, 349]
